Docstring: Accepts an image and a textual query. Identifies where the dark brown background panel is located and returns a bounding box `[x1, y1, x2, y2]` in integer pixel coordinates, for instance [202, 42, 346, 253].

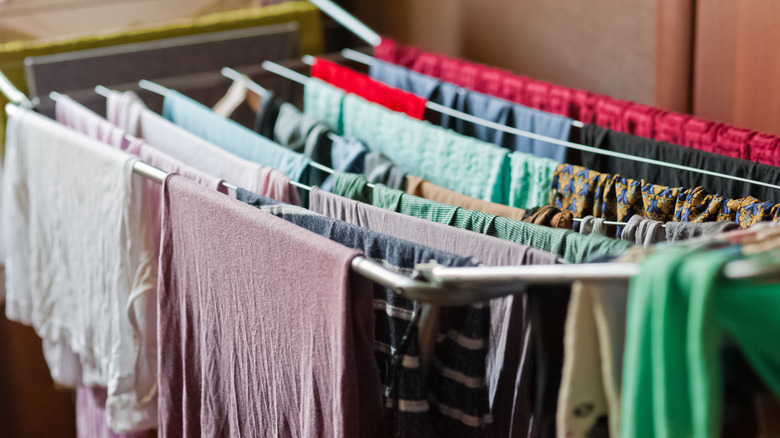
[0, 306, 76, 438]
[346, 0, 662, 106]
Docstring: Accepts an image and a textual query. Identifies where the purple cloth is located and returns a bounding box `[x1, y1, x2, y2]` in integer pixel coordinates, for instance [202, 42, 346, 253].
[55, 95, 129, 149]
[157, 176, 383, 437]
[76, 387, 153, 438]
[309, 187, 560, 434]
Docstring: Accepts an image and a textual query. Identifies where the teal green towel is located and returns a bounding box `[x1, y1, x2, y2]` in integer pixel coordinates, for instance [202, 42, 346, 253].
[303, 78, 346, 133]
[509, 151, 558, 209]
[304, 79, 511, 205]
[162, 90, 311, 183]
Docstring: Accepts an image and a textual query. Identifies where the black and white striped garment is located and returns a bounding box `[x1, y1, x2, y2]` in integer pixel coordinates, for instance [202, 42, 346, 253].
[237, 190, 483, 437]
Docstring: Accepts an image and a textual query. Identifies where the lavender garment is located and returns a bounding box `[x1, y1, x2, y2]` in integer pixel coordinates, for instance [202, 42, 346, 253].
[55, 95, 129, 149]
[309, 187, 560, 435]
[157, 175, 382, 438]
[77, 387, 153, 438]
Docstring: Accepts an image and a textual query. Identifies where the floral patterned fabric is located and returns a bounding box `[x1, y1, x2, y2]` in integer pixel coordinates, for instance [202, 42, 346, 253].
[550, 164, 780, 231]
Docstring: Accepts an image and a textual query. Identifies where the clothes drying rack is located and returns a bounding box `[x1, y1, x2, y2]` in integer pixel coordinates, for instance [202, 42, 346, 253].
[0, 65, 776, 308]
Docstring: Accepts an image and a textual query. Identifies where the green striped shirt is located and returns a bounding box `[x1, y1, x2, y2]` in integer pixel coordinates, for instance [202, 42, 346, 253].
[331, 172, 632, 263]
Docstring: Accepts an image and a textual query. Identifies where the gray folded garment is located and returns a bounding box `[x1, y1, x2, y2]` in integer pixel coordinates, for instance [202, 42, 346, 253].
[363, 152, 408, 190]
[642, 220, 666, 246]
[579, 215, 596, 235]
[591, 217, 607, 236]
[635, 219, 651, 246]
[620, 215, 643, 242]
[665, 220, 740, 242]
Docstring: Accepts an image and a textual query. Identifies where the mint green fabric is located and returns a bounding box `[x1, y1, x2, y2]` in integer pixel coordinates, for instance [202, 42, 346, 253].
[303, 78, 346, 133]
[304, 79, 511, 205]
[332, 171, 372, 204]
[330, 172, 631, 263]
[509, 151, 558, 209]
[620, 246, 780, 438]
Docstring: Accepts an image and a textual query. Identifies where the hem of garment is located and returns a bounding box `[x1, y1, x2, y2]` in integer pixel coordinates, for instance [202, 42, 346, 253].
[105, 393, 158, 433]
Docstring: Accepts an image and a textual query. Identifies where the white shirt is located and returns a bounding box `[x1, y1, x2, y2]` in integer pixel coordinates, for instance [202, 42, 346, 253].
[3, 108, 157, 432]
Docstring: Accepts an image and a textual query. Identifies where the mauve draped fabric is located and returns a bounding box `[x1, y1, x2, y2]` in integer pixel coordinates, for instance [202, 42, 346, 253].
[157, 175, 382, 438]
[56, 95, 225, 435]
[368, 58, 573, 162]
[579, 124, 780, 203]
[236, 189, 483, 437]
[311, 58, 426, 120]
[374, 38, 780, 166]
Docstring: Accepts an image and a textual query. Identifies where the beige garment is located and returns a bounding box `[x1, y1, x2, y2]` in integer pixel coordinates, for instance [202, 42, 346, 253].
[557, 279, 629, 438]
[213, 75, 248, 118]
[406, 174, 526, 220]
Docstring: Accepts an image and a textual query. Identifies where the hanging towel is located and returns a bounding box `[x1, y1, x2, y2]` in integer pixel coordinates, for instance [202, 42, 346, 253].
[508, 151, 558, 209]
[369, 58, 573, 161]
[304, 79, 510, 204]
[236, 188, 484, 437]
[108, 91, 300, 204]
[3, 108, 157, 432]
[312, 58, 426, 120]
[665, 221, 740, 243]
[157, 175, 381, 437]
[303, 76, 346, 132]
[161, 89, 313, 184]
[253, 88, 284, 139]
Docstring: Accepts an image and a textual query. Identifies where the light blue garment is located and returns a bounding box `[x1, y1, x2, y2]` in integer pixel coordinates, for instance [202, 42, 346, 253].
[162, 91, 311, 183]
[370, 59, 573, 162]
